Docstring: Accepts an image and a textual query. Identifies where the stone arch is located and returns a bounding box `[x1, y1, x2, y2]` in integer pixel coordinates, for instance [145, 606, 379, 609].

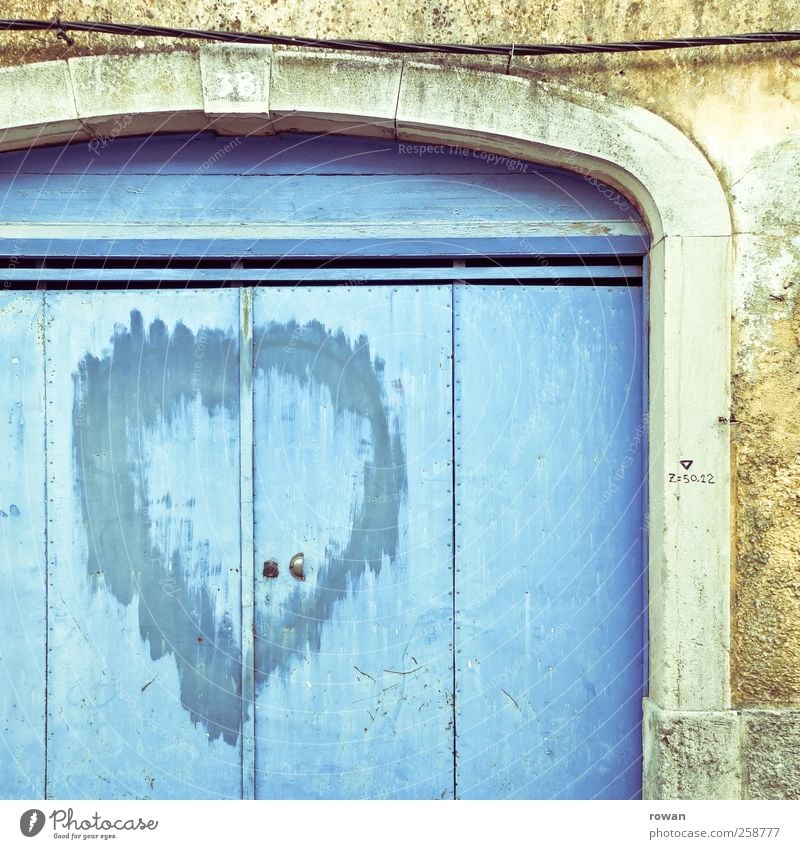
[0, 45, 735, 798]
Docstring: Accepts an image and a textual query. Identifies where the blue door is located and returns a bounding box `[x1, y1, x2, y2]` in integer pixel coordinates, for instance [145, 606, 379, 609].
[0, 133, 646, 799]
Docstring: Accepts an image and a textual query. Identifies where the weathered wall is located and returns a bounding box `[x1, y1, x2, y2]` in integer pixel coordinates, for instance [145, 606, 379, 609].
[1, 0, 799, 793]
[0, 1, 796, 58]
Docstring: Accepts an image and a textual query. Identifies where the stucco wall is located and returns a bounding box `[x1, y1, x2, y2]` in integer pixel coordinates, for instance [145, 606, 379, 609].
[1, 0, 799, 795]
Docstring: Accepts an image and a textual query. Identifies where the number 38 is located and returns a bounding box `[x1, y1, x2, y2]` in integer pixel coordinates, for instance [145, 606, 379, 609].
[214, 71, 259, 99]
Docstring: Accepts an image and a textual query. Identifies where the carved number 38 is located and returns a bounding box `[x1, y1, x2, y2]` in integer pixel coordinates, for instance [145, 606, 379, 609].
[214, 71, 258, 99]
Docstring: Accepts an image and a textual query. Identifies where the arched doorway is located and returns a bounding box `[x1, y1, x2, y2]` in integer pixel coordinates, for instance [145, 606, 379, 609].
[0, 47, 735, 799]
[1, 131, 646, 798]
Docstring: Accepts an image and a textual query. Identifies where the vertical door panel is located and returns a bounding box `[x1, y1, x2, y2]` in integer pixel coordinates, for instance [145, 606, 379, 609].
[253, 286, 454, 799]
[45, 291, 242, 799]
[0, 292, 46, 797]
[454, 285, 645, 799]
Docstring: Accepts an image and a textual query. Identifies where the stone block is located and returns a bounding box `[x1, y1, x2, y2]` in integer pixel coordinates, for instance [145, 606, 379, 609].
[270, 49, 402, 137]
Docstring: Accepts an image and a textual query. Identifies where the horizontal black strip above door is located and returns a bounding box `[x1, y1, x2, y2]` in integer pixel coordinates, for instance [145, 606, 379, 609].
[0, 264, 642, 288]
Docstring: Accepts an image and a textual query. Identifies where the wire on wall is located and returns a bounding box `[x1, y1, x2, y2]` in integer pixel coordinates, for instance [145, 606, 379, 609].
[0, 18, 799, 58]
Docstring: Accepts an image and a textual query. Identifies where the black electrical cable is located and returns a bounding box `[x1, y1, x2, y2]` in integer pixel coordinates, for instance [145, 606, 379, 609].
[0, 18, 799, 57]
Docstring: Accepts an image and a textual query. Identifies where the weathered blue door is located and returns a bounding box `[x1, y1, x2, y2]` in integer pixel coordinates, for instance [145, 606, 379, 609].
[0, 284, 643, 799]
[0, 133, 647, 800]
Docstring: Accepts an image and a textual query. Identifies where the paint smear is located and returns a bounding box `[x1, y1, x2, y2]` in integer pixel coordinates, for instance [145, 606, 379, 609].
[253, 319, 407, 683]
[72, 311, 407, 743]
[72, 310, 241, 745]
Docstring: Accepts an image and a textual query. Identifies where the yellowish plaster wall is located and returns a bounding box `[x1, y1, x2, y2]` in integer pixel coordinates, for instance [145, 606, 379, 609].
[0, 0, 799, 707]
[732, 248, 800, 707]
